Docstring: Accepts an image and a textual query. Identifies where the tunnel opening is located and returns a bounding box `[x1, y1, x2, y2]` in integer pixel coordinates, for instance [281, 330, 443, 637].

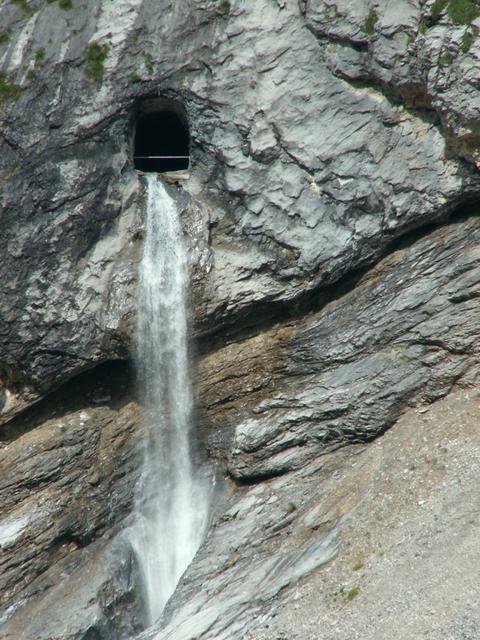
[133, 100, 190, 173]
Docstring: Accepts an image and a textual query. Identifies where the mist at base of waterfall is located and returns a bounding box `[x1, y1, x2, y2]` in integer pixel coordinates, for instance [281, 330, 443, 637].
[130, 174, 213, 624]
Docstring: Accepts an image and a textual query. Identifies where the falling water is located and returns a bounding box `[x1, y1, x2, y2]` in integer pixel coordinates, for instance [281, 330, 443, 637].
[131, 174, 212, 624]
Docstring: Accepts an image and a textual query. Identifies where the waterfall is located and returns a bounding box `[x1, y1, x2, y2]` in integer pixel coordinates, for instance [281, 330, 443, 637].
[131, 174, 212, 624]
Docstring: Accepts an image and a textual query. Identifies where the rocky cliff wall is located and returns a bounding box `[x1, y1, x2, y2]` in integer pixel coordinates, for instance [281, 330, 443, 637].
[1, 0, 480, 638]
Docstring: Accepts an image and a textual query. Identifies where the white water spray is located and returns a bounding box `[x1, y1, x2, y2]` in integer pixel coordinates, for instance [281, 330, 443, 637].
[131, 174, 212, 624]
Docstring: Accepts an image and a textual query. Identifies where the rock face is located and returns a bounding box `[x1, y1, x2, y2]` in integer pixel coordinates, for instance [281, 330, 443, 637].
[0, 363, 145, 638]
[1, 0, 480, 638]
[199, 215, 480, 482]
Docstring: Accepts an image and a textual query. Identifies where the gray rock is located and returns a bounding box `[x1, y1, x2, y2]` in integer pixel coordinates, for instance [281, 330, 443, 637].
[2, 1, 480, 639]
[198, 215, 480, 481]
[0, 363, 143, 631]
[0, 0, 479, 417]
[1, 535, 145, 640]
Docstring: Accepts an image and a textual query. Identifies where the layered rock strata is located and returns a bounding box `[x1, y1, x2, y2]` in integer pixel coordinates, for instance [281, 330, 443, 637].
[1, 0, 480, 638]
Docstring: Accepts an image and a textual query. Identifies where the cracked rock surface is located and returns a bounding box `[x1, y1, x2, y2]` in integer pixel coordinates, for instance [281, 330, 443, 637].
[1, 0, 480, 638]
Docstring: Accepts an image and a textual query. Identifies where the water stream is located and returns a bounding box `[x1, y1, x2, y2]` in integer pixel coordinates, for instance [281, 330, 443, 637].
[131, 174, 212, 624]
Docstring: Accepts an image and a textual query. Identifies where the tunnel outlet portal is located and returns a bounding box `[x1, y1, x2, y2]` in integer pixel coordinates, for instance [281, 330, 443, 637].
[133, 100, 190, 173]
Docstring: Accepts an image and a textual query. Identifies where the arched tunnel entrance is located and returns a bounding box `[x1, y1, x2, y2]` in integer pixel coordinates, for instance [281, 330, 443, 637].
[133, 100, 190, 173]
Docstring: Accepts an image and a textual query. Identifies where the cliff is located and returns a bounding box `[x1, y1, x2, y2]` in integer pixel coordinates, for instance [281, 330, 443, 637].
[1, 0, 480, 638]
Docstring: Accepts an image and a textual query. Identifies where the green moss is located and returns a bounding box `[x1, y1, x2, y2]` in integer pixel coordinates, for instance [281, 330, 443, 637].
[0, 28, 11, 45]
[0, 71, 21, 103]
[130, 72, 141, 83]
[219, 0, 231, 13]
[364, 8, 378, 35]
[352, 561, 364, 571]
[85, 42, 108, 81]
[26, 68, 36, 80]
[462, 28, 476, 51]
[448, 0, 480, 23]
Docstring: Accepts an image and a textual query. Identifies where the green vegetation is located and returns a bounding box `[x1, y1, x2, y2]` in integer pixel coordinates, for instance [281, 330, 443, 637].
[345, 586, 361, 601]
[10, 0, 31, 14]
[352, 561, 364, 571]
[418, 20, 428, 35]
[35, 48, 45, 64]
[85, 42, 108, 81]
[129, 72, 141, 83]
[448, 0, 480, 23]
[27, 48, 46, 82]
[431, 0, 480, 24]
[328, 585, 361, 601]
[364, 8, 378, 35]
[219, 0, 231, 14]
[431, 0, 448, 20]
[0, 28, 11, 45]
[143, 52, 154, 74]
[0, 71, 21, 103]
[46, 0, 73, 7]
[440, 48, 454, 65]
[462, 29, 476, 51]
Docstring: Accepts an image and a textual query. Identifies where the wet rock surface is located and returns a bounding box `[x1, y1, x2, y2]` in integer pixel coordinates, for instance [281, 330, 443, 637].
[138, 212, 480, 640]
[1, 0, 480, 638]
[139, 387, 480, 640]
[0, 363, 144, 637]
[2, 536, 145, 640]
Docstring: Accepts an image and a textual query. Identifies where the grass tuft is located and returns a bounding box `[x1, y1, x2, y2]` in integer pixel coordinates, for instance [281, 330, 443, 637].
[142, 52, 154, 75]
[440, 47, 454, 65]
[219, 0, 231, 14]
[462, 29, 476, 51]
[0, 70, 21, 103]
[10, 0, 32, 15]
[47, 0, 73, 7]
[345, 586, 361, 601]
[448, 0, 480, 24]
[364, 8, 378, 35]
[0, 28, 11, 45]
[431, 0, 448, 20]
[432, 0, 480, 24]
[85, 42, 108, 81]
[35, 48, 45, 64]
[418, 20, 428, 34]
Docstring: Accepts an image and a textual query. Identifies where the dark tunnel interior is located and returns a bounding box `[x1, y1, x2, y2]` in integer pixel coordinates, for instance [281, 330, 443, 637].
[134, 110, 190, 172]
